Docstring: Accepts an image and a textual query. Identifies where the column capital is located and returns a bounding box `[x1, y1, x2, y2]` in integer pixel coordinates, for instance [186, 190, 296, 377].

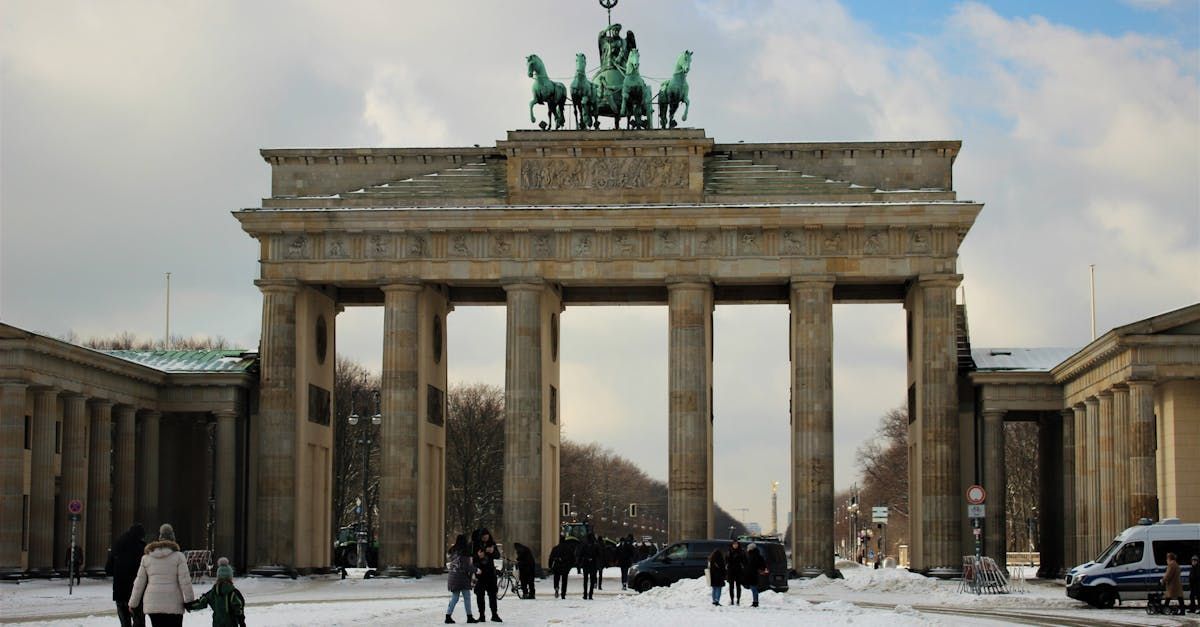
[917, 273, 963, 289]
[1097, 389, 1114, 399]
[501, 277, 547, 291]
[1060, 407, 1075, 418]
[30, 386, 59, 398]
[1084, 396, 1100, 408]
[254, 278, 301, 293]
[665, 276, 712, 290]
[137, 408, 162, 419]
[88, 398, 114, 410]
[112, 403, 137, 416]
[982, 408, 1007, 421]
[212, 408, 239, 420]
[1126, 379, 1155, 391]
[0, 380, 28, 391]
[789, 275, 836, 290]
[380, 280, 423, 294]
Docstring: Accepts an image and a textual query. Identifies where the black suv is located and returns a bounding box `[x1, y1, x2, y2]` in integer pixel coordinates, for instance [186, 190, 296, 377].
[627, 539, 789, 593]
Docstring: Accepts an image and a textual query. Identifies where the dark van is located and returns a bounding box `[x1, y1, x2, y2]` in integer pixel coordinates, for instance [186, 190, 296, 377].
[627, 539, 789, 593]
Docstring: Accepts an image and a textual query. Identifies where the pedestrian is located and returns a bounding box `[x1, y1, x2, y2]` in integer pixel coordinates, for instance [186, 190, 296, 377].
[576, 533, 601, 600]
[514, 542, 536, 600]
[1189, 555, 1198, 614]
[107, 523, 146, 627]
[707, 549, 726, 606]
[617, 535, 635, 590]
[184, 557, 246, 627]
[743, 543, 767, 608]
[595, 535, 607, 590]
[472, 528, 502, 622]
[640, 540, 653, 560]
[726, 539, 745, 606]
[549, 535, 574, 599]
[128, 523, 194, 627]
[1163, 552, 1185, 615]
[445, 534, 477, 624]
[65, 543, 84, 586]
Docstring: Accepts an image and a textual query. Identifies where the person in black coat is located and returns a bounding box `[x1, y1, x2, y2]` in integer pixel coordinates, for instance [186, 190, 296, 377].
[707, 549, 726, 606]
[595, 536, 607, 590]
[742, 543, 767, 608]
[472, 529, 501, 622]
[106, 523, 146, 627]
[575, 533, 602, 600]
[513, 543, 536, 600]
[616, 535, 636, 590]
[726, 539, 746, 605]
[549, 536, 574, 599]
[1189, 555, 1198, 614]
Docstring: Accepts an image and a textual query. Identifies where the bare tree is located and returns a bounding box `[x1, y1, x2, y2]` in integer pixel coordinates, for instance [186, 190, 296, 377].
[445, 383, 505, 539]
[855, 406, 910, 555]
[73, 331, 233, 351]
[332, 356, 380, 538]
[1005, 421, 1039, 555]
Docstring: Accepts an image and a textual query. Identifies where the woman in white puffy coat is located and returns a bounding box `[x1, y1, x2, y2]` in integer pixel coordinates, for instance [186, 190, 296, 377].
[128, 523, 194, 627]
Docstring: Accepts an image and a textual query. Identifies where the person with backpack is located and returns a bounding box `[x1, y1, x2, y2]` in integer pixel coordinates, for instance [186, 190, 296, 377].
[549, 535, 574, 599]
[576, 533, 601, 600]
[184, 557, 246, 627]
[445, 535, 477, 624]
[725, 539, 746, 606]
[616, 535, 636, 590]
[707, 549, 726, 606]
[513, 542, 536, 600]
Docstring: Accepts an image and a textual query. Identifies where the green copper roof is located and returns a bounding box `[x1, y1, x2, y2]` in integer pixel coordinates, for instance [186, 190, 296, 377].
[102, 349, 257, 374]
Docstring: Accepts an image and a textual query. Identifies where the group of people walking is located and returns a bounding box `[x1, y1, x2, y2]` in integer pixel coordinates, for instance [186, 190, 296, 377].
[548, 533, 640, 599]
[706, 539, 769, 607]
[106, 522, 246, 627]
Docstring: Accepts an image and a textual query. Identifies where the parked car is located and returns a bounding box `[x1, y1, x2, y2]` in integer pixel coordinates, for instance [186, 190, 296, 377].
[1065, 518, 1198, 608]
[627, 538, 789, 593]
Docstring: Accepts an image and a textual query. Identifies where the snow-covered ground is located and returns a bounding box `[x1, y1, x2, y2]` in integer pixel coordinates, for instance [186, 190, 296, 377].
[0, 562, 1186, 626]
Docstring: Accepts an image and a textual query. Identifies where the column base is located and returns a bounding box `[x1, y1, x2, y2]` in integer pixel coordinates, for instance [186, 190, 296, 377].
[375, 565, 421, 578]
[919, 566, 963, 579]
[249, 564, 298, 579]
[0, 567, 25, 581]
[791, 566, 843, 580]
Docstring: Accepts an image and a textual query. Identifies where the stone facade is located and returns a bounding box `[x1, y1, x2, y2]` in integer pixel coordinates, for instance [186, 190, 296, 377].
[0, 325, 254, 577]
[968, 303, 1200, 577]
[237, 128, 982, 574]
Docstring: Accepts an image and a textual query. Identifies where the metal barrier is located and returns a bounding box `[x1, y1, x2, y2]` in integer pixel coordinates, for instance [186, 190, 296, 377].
[184, 550, 213, 585]
[958, 555, 1010, 594]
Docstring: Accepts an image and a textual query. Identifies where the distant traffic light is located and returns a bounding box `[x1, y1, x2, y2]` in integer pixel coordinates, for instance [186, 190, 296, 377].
[628, 503, 638, 517]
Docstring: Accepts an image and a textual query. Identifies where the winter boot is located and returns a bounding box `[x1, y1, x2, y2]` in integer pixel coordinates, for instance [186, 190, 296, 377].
[491, 615, 503, 623]
[466, 616, 477, 624]
[445, 615, 455, 624]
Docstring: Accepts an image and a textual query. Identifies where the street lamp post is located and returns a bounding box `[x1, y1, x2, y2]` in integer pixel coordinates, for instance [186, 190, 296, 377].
[347, 390, 381, 569]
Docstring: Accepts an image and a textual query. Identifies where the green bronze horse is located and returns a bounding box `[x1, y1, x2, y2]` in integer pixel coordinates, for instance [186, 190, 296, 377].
[527, 54, 566, 130]
[657, 50, 692, 129]
[570, 53, 596, 129]
[620, 49, 653, 129]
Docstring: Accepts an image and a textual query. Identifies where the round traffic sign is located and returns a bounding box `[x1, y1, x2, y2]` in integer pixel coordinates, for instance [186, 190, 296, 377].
[966, 485, 987, 505]
[67, 499, 84, 515]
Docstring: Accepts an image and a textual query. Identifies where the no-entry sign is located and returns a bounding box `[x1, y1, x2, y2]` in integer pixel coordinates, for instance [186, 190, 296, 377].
[67, 499, 84, 515]
[965, 484, 987, 505]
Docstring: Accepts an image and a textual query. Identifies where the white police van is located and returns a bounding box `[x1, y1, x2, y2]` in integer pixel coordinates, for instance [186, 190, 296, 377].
[1065, 518, 1198, 608]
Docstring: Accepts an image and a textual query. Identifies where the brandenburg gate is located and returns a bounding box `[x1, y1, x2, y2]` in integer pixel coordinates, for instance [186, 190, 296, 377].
[235, 128, 982, 577]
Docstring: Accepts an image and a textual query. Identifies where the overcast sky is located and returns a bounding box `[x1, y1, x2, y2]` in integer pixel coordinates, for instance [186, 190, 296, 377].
[2, 0, 1197, 529]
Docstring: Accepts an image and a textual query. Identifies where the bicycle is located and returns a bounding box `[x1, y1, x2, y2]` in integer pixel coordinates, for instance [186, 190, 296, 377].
[497, 559, 524, 600]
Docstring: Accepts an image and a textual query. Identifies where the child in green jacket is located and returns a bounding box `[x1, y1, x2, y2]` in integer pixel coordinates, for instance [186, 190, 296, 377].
[185, 557, 247, 627]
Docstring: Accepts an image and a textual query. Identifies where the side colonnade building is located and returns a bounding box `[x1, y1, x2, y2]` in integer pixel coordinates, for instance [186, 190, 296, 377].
[0, 325, 255, 577]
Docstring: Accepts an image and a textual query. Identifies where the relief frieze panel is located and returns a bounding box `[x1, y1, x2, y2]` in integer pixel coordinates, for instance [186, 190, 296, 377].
[696, 230, 720, 256]
[738, 229, 763, 256]
[909, 229, 931, 254]
[367, 233, 394, 259]
[532, 232, 554, 258]
[612, 231, 640, 257]
[572, 232, 594, 258]
[405, 233, 429, 258]
[325, 235, 349, 259]
[519, 157, 689, 190]
[864, 230, 887, 255]
[822, 229, 846, 255]
[654, 229, 681, 256]
[283, 234, 311, 259]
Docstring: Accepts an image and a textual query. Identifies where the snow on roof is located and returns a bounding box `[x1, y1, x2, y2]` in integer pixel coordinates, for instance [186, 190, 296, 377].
[102, 349, 256, 373]
[971, 347, 1079, 372]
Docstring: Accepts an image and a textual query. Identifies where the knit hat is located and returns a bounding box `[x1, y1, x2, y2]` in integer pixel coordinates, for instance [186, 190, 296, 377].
[216, 556, 233, 581]
[159, 523, 176, 542]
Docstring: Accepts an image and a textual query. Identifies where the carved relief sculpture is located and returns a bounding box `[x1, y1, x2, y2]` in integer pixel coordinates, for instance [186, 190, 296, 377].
[698, 231, 718, 254]
[407, 234, 428, 257]
[823, 231, 845, 255]
[451, 234, 471, 257]
[533, 233, 553, 257]
[369, 234, 391, 258]
[492, 233, 512, 256]
[782, 230, 806, 255]
[910, 230, 931, 253]
[285, 235, 309, 259]
[327, 237, 347, 258]
[864, 231, 885, 255]
[519, 157, 688, 190]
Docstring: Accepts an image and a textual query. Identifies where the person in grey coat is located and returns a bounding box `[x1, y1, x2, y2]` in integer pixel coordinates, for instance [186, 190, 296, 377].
[446, 534, 477, 624]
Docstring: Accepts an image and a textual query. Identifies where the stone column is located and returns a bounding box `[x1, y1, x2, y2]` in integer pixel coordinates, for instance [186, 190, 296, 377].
[214, 409, 238, 562]
[86, 400, 113, 573]
[1097, 391, 1115, 546]
[0, 382, 27, 576]
[1072, 404, 1086, 565]
[789, 276, 835, 577]
[28, 388, 58, 573]
[379, 282, 421, 572]
[666, 278, 714, 543]
[982, 409, 1006, 571]
[1127, 380, 1158, 522]
[252, 280, 298, 573]
[57, 394, 89, 572]
[916, 274, 961, 575]
[1084, 396, 1100, 557]
[112, 405, 137, 536]
[137, 410, 161, 530]
[1060, 408, 1076, 572]
[1111, 386, 1130, 527]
